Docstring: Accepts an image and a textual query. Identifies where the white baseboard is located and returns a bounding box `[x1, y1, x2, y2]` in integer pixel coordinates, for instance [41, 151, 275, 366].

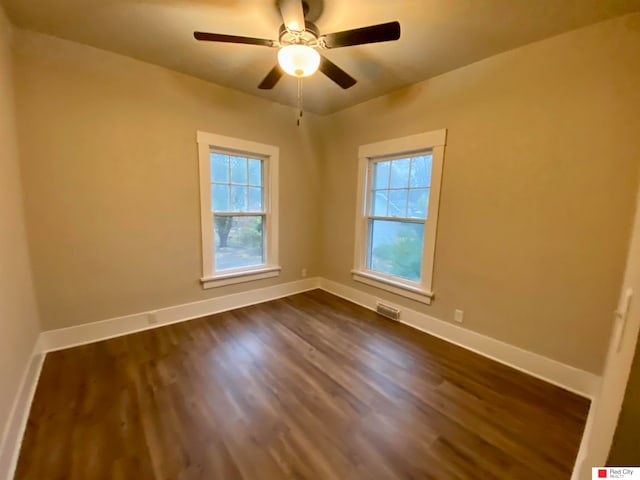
[0, 340, 45, 480]
[318, 277, 601, 398]
[39, 274, 600, 396]
[40, 277, 322, 352]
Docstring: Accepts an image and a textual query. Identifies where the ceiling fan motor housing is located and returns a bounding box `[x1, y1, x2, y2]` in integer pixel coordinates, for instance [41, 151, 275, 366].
[278, 21, 320, 46]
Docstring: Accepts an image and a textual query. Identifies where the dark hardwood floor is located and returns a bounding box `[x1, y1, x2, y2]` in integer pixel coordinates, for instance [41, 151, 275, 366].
[16, 289, 590, 479]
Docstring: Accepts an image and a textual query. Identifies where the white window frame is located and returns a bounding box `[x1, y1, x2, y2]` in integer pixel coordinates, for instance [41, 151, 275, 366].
[197, 131, 280, 289]
[352, 129, 447, 305]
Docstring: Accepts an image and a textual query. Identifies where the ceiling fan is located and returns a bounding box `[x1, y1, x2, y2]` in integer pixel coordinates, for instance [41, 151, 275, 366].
[193, 0, 401, 90]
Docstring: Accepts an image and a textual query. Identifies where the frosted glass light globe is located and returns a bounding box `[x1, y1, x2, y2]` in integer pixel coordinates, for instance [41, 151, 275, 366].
[277, 45, 320, 78]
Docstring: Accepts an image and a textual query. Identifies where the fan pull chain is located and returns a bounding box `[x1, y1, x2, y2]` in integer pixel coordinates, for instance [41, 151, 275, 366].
[296, 77, 304, 127]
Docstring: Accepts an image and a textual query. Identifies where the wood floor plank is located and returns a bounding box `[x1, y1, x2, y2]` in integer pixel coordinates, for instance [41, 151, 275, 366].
[15, 290, 589, 479]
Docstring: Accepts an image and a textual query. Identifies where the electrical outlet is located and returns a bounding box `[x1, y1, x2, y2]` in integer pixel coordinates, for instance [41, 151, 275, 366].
[301, 268, 307, 278]
[147, 311, 158, 325]
[454, 309, 464, 323]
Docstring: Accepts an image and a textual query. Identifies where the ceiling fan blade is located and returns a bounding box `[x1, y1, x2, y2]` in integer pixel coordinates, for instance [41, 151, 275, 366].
[193, 32, 276, 47]
[319, 56, 357, 89]
[258, 65, 284, 90]
[278, 0, 306, 32]
[322, 21, 401, 49]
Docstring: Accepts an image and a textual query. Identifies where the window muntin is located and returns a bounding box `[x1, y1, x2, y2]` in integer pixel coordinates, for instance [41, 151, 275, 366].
[210, 154, 264, 212]
[369, 155, 432, 219]
[365, 152, 433, 283]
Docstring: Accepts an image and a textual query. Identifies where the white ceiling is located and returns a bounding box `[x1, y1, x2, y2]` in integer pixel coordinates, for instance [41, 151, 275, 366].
[3, 0, 640, 114]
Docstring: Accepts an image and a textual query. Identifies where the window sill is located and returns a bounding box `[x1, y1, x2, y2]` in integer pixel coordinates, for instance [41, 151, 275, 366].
[351, 270, 433, 305]
[201, 266, 281, 289]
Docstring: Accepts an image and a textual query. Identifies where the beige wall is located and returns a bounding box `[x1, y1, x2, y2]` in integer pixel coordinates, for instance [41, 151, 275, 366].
[318, 14, 640, 374]
[13, 30, 322, 331]
[0, 5, 40, 461]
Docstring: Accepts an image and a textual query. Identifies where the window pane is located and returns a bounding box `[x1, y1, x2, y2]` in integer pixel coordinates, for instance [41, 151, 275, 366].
[211, 153, 229, 183]
[249, 187, 263, 211]
[410, 155, 432, 188]
[367, 219, 424, 282]
[214, 215, 264, 271]
[231, 185, 247, 211]
[408, 188, 430, 219]
[230, 156, 247, 184]
[373, 161, 390, 190]
[211, 184, 229, 212]
[390, 158, 410, 188]
[371, 190, 388, 216]
[249, 159, 262, 186]
[388, 189, 408, 217]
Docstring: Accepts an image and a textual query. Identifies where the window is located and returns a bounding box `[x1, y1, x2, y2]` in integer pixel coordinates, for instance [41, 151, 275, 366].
[353, 129, 447, 304]
[197, 131, 280, 288]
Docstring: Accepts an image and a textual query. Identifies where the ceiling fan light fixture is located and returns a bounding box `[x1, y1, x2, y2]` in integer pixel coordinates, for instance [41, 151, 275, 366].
[277, 45, 320, 78]
[194, 0, 401, 90]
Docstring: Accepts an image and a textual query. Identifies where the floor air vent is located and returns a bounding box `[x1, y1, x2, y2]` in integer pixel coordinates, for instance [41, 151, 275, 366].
[376, 303, 401, 321]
